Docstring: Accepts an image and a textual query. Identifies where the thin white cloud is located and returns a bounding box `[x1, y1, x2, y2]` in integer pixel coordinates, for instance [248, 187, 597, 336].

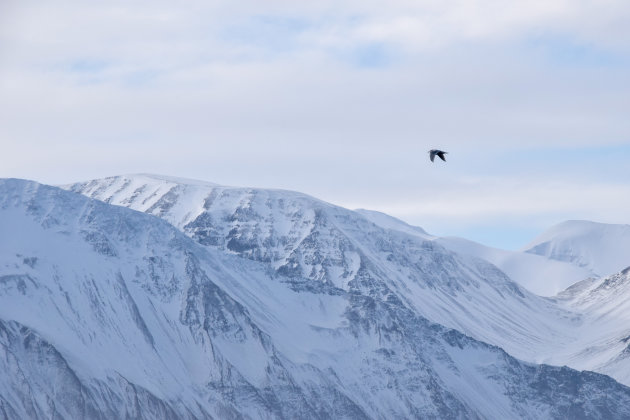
[364, 179, 630, 221]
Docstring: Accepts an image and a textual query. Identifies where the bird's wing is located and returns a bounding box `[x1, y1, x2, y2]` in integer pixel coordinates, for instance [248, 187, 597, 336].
[429, 151, 436, 162]
[438, 152, 446, 161]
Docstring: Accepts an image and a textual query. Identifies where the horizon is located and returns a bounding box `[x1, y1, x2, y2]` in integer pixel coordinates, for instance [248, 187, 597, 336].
[8, 171, 623, 252]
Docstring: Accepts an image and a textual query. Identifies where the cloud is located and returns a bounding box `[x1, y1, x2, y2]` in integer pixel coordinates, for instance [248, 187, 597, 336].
[1, 0, 629, 248]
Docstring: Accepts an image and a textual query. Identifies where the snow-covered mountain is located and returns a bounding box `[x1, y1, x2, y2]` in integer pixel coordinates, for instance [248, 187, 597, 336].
[523, 220, 630, 278]
[5, 178, 630, 418]
[356, 209, 593, 296]
[67, 174, 584, 366]
[65, 174, 630, 391]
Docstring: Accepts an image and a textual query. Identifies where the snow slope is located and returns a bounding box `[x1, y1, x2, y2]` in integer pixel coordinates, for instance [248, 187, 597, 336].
[357, 209, 593, 296]
[523, 220, 630, 278]
[5, 178, 630, 418]
[434, 237, 594, 296]
[552, 267, 630, 385]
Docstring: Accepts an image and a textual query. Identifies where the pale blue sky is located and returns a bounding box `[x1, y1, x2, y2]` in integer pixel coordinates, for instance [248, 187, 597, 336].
[1, 0, 629, 249]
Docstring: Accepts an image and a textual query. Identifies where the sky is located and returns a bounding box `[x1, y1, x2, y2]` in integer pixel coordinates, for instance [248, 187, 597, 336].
[1, 0, 629, 250]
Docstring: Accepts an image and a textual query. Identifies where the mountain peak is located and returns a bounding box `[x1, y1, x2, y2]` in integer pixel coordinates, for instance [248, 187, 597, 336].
[522, 220, 630, 277]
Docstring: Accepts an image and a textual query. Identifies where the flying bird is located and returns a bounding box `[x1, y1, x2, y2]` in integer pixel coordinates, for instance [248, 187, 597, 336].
[429, 149, 447, 162]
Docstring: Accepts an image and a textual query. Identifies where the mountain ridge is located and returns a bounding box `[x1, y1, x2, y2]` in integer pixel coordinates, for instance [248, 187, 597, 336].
[66, 174, 582, 360]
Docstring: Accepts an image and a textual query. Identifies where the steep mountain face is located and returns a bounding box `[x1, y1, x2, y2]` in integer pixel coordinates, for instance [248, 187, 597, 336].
[67, 175, 582, 366]
[554, 267, 630, 386]
[4, 178, 630, 418]
[356, 209, 593, 297]
[523, 220, 630, 278]
[0, 179, 330, 419]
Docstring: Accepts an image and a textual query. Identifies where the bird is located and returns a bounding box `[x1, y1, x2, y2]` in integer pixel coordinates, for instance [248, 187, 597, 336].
[429, 149, 447, 162]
